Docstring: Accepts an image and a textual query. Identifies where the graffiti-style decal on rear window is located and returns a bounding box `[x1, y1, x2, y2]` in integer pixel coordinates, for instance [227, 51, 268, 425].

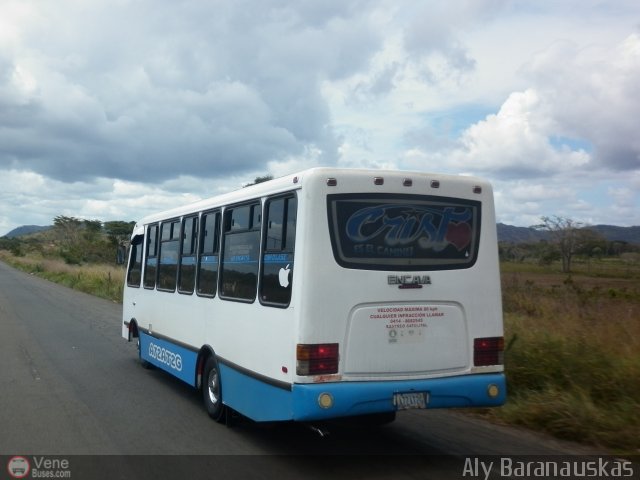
[327, 194, 481, 270]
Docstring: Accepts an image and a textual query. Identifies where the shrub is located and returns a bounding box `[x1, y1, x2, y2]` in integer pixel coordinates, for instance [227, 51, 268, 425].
[495, 270, 640, 453]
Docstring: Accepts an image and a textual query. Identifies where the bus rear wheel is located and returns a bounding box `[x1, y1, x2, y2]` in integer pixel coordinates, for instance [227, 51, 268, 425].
[203, 356, 225, 423]
[137, 336, 152, 369]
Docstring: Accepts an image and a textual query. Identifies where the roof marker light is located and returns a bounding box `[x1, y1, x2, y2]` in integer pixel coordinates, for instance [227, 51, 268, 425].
[327, 178, 337, 186]
[473, 185, 482, 194]
[403, 178, 413, 187]
[374, 177, 384, 185]
[293, 176, 299, 184]
[430, 180, 440, 188]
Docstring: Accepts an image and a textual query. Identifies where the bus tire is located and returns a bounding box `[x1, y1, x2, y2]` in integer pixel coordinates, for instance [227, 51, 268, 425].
[203, 356, 225, 423]
[137, 337, 152, 369]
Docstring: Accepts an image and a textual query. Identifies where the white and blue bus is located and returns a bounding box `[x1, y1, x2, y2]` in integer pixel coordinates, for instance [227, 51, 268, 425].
[123, 168, 506, 424]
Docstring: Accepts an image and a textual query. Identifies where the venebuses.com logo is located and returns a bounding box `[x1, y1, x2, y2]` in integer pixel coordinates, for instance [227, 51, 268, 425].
[7, 457, 30, 479]
[6, 455, 71, 478]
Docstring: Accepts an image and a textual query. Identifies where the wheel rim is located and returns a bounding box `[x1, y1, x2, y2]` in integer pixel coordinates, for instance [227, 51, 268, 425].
[207, 369, 219, 406]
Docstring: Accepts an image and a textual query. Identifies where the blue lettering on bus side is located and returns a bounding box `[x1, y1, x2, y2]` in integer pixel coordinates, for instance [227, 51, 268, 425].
[139, 331, 197, 386]
[263, 253, 291, 263]
[228, 255, 255, 263]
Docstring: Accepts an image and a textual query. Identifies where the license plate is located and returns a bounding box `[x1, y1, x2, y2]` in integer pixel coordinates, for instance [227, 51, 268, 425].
[393, 392, 428, 410]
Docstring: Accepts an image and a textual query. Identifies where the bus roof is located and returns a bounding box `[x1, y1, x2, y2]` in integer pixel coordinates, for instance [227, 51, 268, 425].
[130, 167, 490, 236]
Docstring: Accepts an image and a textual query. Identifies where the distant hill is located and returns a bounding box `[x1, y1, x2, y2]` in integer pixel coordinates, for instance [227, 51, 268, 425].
[589, 225, 640, 244]
[497, 224, 548, 243]
[3, 225, 52, 238]
[497, 223, 640, 244]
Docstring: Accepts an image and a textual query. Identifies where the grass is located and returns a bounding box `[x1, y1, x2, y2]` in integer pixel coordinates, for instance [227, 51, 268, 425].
[0, 251, 124, 303]
[487, 269, 640, 454]
[501, 254, 640, 279]
[1, 250, 639, 453]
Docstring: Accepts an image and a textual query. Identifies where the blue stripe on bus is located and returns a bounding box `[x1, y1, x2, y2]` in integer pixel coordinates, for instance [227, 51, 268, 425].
[201, 255, 218, 264]
[135, 334, 505, 422]
[181, 256, 196, 266]
[215, 364, 505, 422]
[291, 373, 506, 421]
[219, 363, 293, 421]
[138, 332, 197, 386]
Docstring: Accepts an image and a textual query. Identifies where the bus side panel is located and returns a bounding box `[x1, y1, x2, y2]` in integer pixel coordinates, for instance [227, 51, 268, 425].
[138, 331, 198, 387]
[218, 363, 293, 422]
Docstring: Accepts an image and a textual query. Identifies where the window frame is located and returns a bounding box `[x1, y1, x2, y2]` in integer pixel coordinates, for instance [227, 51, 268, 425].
[196, 209, 221, 298]
[177, 214, 199, 295]
[326, 193, 482, 271]
[259, 193, 297, 308]
[157, 218, 181, 293]
[126, 234, 144, 288]
[143, 223, 159, 289]
[219, 201, 262, 303]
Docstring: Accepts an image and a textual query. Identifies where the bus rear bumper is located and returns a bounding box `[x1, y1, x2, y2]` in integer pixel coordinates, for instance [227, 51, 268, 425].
[292, 373, 506, 421]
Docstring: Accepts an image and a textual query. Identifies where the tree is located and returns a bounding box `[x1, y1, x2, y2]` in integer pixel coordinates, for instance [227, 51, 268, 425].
[532, 216, 603, 273]
[104, 221, 136, 264]
[53, 215, 83, 249]
[83, 219, 103, 242]
[104, 221, 135, 244]
[244, 174, 273, 187]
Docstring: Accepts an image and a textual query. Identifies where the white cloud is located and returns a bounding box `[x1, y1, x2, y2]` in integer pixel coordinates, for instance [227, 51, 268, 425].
[1, 1, 640, 235]
[1, 0, 392, 184]
[502, 182, 572, 202]
[446, 89, 591, 177]
[522, 34, 640, 171]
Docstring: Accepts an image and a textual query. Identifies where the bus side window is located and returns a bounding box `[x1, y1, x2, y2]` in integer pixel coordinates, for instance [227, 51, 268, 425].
[197, 211, 220, 297]
[158, 220, 180, 292]
[220, 203, 261, 302]
[178, 215, 198, 294]
[127, 234, 144, 288]
[260, 195, 297, 306]
[143, 224, 159, 289]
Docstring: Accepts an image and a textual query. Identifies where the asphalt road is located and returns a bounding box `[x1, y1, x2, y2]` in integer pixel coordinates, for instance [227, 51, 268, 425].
[0, 260, 606, 479]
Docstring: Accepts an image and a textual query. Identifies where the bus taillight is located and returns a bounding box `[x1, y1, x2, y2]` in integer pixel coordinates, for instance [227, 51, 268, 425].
[296, 343, 339, 376]
[473, 337, 504, 366]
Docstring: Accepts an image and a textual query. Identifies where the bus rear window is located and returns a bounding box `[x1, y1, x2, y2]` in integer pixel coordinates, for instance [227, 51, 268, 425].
[327, 194, 481, 271]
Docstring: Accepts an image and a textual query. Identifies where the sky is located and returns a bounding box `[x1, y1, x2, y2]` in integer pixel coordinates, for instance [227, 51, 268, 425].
[1, 0, 639, 236]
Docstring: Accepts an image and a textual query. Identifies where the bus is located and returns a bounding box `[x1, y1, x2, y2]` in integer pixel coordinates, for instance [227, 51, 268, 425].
[122, 168, 506, 424]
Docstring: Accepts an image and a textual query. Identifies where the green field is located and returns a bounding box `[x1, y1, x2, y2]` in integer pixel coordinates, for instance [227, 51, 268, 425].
[1, 250, 638, 454]
[490, 260, 639, 454]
